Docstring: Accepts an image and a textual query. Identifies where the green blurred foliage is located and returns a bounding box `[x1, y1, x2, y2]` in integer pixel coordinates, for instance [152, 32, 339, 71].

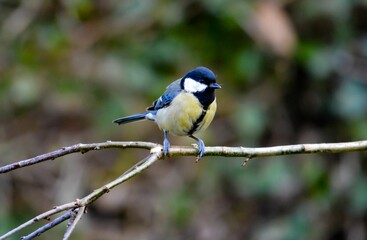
[1, 0, 367, 239]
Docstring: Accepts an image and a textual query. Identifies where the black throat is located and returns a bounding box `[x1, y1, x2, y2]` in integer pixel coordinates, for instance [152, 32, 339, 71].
[193, 89, 216, 109]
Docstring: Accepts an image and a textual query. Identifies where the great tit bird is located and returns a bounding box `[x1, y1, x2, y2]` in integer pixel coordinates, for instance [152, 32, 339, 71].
[113, 66, 221, 160]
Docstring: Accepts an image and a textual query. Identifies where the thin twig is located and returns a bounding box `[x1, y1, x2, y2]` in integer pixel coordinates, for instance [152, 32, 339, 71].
[241, 156, 252, 167]
[62, 207, 85, 240]
[84, 153, 161, 205]
[21, 212, 72, 240]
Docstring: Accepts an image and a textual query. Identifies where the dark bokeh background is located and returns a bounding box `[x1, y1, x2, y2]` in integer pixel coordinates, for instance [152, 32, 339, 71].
[1, 0, 367, 239]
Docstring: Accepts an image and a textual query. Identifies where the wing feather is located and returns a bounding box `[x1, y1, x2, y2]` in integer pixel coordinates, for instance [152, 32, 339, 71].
[147, 79, 182, 111]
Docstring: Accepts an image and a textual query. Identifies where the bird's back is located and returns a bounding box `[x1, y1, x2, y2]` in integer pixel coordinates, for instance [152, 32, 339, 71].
[147, 79, 182, 111]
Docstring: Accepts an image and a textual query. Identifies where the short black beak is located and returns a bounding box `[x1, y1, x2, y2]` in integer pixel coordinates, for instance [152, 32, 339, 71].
[209, 83, 221, 89]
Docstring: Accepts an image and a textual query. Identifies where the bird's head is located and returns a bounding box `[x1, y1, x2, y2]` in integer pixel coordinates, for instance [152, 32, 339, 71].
[181, 66, 221, 93]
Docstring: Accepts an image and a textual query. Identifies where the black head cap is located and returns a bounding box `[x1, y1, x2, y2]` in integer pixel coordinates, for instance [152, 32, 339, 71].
[180, 66, 221, 90]
[185, 66, 216, 84]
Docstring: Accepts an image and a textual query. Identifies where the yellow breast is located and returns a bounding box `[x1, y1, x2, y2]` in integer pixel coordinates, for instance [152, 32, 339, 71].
[155, 92, 217, 136]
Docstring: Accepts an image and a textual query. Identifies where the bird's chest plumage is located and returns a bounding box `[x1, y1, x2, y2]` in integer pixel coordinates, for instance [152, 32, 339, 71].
[155, 92, 217, 136]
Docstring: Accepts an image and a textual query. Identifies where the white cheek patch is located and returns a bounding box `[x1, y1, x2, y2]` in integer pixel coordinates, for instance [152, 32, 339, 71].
[184, 78, 207, 93]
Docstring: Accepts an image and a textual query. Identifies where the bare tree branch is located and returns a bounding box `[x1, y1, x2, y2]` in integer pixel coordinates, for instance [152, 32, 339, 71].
[0, 152, 161, 240]
[1, 139, 367, 239]
[2, 140, 367, 174]
[0, 141, 159, 173]
[0, 202, 81, 240]
[168, 140, 367, 157]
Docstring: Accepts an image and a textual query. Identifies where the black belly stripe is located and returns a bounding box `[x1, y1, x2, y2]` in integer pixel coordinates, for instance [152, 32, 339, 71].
[188, 107, 208, 135]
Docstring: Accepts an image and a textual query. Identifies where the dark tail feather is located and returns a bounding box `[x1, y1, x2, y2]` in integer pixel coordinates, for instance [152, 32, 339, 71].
[113, 112, 148, 124]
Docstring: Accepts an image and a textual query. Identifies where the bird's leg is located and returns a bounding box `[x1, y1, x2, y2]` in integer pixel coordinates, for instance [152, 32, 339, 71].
[190, 135, 205, 161]
[163, 130, 170, 158]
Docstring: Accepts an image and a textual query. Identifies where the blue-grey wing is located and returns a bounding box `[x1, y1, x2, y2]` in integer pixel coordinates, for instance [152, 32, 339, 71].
[147, 79, 181, 111]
